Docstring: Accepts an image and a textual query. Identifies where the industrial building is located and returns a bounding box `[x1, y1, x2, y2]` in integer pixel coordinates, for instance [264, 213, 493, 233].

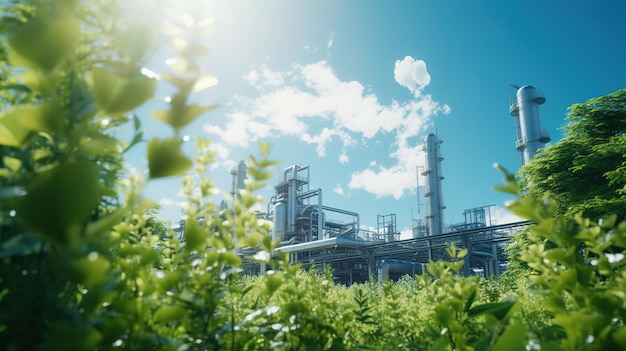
[188, 85, 549, 284]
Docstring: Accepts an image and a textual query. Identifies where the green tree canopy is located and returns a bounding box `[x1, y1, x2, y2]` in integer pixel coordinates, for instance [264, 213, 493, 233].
[519, 88, 626, 221]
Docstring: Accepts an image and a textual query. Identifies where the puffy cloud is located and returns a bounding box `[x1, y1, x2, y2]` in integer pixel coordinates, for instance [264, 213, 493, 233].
[394, 56, 431, 97]
[333, 183, 345, 196]
[338, 152, 349, 164]
[205, 57, 449, 200]
[492, 206, 522, 224]
[243, 65, 285, 89]
[159, 197, 185, 208]
[348, 164, 417, 199]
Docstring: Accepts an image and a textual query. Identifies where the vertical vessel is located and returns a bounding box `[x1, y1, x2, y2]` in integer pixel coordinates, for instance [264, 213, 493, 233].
[422, 133, 445, 236]
[509, 85, 551, 165]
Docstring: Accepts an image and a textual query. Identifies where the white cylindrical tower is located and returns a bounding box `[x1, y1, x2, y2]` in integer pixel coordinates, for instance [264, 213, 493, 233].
[235, 160, 247, 190]
[509, 85, 551, 165]
[422, 133, 445, 236]
[272, 202, 287, 241]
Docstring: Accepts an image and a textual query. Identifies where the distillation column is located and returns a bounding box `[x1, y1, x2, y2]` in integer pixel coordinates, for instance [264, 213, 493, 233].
[422, 133, 445, 236]
[509, 85, 551, 165]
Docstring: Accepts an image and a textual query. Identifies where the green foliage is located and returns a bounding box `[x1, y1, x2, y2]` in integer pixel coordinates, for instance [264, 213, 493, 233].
[500, 164, 626, 351]
[519, 89, 626, 221]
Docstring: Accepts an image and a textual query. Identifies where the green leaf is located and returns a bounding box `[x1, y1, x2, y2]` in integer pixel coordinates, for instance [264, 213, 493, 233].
[92, 67, 157, 114]
[45, 323, 102, 351]
[116, 23, 156, 62]
[75, 133, 120, 158]
[613, 326, 626, 347]
[191, 75, 218, 93]
[464, 288, 477, 313]
[221, 251, 242, 267]
[428, 335, 451, 351]
[3, 156, 22, 172]
[70, 252, 111, 289]
[9, 17, 79, 71]
[151, 103, 217, 130]
[183, 219, 207, 251]
[155, 271, 182, 293]
[457, 248, 468, 259]
[14, 161, 102, 248]
[153, 305, 187, 323]
[16, 103, 64, 136]
[0, 109, 33, 147]
[506, 198, 540, 222]
[85, 207, 125, 239]
[147, 137, 192, 179]
[265, 274, 283, 295]
[468, 301, 516, 321]
[492, 322, 527, 351]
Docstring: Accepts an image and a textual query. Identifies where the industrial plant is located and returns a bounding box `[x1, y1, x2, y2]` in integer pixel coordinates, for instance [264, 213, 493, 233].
[184, 85, 549, 284]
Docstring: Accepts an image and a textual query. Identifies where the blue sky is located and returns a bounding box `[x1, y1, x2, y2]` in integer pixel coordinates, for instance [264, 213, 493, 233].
[128, 1, 626, 238]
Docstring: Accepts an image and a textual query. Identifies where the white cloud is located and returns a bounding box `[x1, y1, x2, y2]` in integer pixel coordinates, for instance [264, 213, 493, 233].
[204, 56, 449, 200]
[338, 152, 349, 164]
[243, 65, 285, 89]
[491, 205, 522, 225]
[348, 163, 418, 199]
[333, 183, 345, 196]
[394, 56, 431, 97]
[327, 32, 334, 50]
[159, 197, 184, 208]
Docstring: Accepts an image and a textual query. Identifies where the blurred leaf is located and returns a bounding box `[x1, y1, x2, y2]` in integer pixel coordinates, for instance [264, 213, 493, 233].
[9, 17, 79, 71]
[3, 156, 22, 172]
[14, 161, 101, 247]
[173, 38, 210, 58]
[183, 219, 207, 251]
[492, 322, 527, 351]
[147, 137, 192, 179]
[16, 103, 64, 136]
[75, 133, 120, 157]
[265, 274, 283, 295]
[221, 251, 242, 267]
[468, 301, 516, 321]
[507, 198, 540, 222]
[85, 207, 125, 239]
[70, 253, 111, 289]
[191, 75, 218, 93]
[613, 326, 626, 347]
[463, 288, 477, 313]
[154, 305, 186, 323]
[44, 323, 102, 351]
[155, 271, 182, 293]
[0, 109, 33, 147]
[457, 248, 468, 259]
[92, 67, 157, 114]
[117, 23, 155, 62]
[428, 335, 450, 351]
[493, 163, 519, 195]
[151, 103, 217, 130]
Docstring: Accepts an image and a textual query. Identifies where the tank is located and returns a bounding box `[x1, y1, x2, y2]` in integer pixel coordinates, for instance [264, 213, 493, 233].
[235, 160, 247, 190]
[272, 202, 287, 241]
[509, 85, 551, 165]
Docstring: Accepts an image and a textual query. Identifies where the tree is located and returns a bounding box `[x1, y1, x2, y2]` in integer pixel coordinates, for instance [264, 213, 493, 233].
[519, 88, 626, 222]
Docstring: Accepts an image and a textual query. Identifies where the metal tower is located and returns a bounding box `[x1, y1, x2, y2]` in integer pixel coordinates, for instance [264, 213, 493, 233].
[509, 85, 551, 165]
[230, 160, 248, 202]
[422, 133, 445, 236]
